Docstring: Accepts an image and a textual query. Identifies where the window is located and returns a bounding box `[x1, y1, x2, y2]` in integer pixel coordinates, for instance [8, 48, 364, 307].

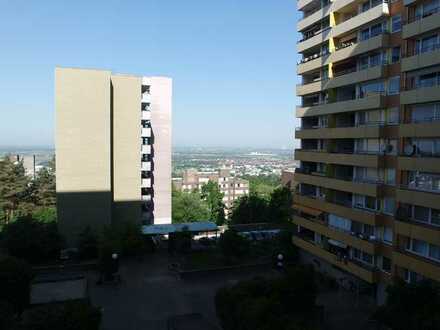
[370, 53, 382, 67]
[328, 214, 352, 232]
[391, 15, 402, 33]
[383, 227, 393, 244]
[360, 28, 370, 41]
[362, 1, 370, 12]
[362, 252, 373, 264]
[405, 269, 424, 283]
[371, 23, 383, 37]
[359, 56, 369, 70]
[388, 76, 400, 95]
[391, 46, 401, 63]
[412, 103, 440, 122]
[387, 107, 399, 124]
[414, 205, 430, 223]
[383, 197, 396, 215]
[417, 35, 438, 54]
[385, 168, 396, 185]
[429, 244, 440, 260]
[382, 256, 391, 272]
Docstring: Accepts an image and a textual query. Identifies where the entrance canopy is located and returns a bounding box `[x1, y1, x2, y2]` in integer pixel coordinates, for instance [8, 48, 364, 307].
[141, 221, 218, 235]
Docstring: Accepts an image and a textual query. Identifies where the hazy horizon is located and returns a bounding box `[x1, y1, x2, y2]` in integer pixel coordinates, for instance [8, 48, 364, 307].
[0, 1, 301, 149]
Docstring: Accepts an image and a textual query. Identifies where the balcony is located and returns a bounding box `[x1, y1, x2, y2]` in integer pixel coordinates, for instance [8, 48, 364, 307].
[331, 3, 390, 38]
[142, 110, 151, 120]
[295, 124, 383, 139]
[398, 156, 440, 173]
[294, 194, 382, 226]
[141, 161, 151, 171]
[297, 27, 332, 53]
[141, 178, 151, 188]
[292, 235, 379, 283]
[399, 121, 440, 138]
[298, 0, 319, 11]
[393, 250, 440, 282]
[297, 33, 389, 75]
[296, 94, 384, 117]
[402, 45, 440, 72]
[293, 214, 377, 254]
[297, 78, 325, 96]
[295, 149, 384, 168]
[394, 209, 440, 246]
[297, 65, 385, 96]
[396, 185, 440, 210]
[141, 127, 151, 138]
[327, 65, 385, 90]
[294, 171, 382, 197]
[401, 85, 440, 105]
[298, 4, 331, 32]
[331, 33, 389, 65]
[141, 144, 151, 154]
[403, 9, 440, 39]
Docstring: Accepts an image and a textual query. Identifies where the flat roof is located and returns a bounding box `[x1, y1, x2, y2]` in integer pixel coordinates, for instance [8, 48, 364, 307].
[141, 221, 218, 235]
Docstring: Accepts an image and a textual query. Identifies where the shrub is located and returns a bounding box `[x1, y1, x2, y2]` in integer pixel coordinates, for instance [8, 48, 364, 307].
[218, 230, 250, 259]
[215, 266, 317, 330]
[20, 301, 102, 330]
[0, 257, 33, 314]
[78, 226, 98, 260]
[2, 216, 64, 263]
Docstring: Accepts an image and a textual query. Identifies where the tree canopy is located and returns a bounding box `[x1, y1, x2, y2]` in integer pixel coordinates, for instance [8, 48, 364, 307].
[229, 186, 293, 225]
[374, 279, 440, 330]
[0, 156, 56, 227]
[200, 180, 225, 225]
[172, 188, 210, 223]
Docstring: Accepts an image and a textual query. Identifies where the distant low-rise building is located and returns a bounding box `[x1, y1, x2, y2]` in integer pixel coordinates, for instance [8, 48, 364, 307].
[173, 168, 249, 215]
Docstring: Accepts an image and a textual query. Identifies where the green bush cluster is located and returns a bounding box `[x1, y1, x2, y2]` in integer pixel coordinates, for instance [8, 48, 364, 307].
[215, 266, 318, 330]
[2, 216, 64, 264]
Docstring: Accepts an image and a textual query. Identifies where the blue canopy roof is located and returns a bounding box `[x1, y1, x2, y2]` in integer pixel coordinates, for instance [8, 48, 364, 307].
[141, 221, 218, 235]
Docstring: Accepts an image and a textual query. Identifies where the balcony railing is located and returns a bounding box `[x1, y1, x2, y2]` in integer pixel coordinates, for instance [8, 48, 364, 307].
[406, 7, 440, 24]
[399, 183, 440, 195]
[298, 26, 331, 43]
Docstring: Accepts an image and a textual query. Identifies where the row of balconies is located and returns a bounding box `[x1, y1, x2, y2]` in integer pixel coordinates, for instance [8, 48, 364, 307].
[297, 85, 440, 118]
[295, 121, 440, 139]
[295, 149, 440, 172]
[298, 2, 389, 53]
[298, 33, 389, 75]
[293, 226, 440, 283]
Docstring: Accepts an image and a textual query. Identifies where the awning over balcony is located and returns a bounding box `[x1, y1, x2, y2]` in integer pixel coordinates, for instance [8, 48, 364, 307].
[293, 204, 323, 217]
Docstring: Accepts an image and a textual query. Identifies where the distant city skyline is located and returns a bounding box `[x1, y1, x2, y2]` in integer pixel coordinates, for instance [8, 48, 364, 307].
[0, 1, 301, 149]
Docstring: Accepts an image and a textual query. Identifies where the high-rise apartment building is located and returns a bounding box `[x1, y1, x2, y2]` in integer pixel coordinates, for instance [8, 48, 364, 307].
[56, 68, 172, 244]
[293, 0, 440, 302]
[173, 168, 249, 215]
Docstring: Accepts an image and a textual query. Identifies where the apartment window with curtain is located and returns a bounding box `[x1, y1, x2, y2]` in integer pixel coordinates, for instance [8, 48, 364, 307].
[387, 107, 399, 124]
[383, 197, 396, 215]
[391, 15, 402, 33]
[391, 46, 401, 63]
[388, 76, 400, 95]
[411, 103, 440, 123]
[385, 168, 396, 185]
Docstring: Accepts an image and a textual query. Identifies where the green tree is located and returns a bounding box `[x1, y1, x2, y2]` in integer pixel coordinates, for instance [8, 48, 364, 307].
[172, 188, 210, 223]
[31, 165, 56, 207]
[2, 216, 64, 263]
[201, 180, 226, 225]
[0, 157, 31, 225]
[241, 174, 281, 197]
[267, 187, 293, 223]
[374, 279, 440, 330]
[229, 192, 268, 225]
[0, 257, 33, 314]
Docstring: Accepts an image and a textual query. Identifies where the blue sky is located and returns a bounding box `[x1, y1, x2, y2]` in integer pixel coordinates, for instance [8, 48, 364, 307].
[0, 0, 300, 148]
